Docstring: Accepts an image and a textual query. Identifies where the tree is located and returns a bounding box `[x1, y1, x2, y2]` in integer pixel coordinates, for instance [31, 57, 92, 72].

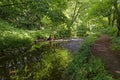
[88, 0, 120, 36]
[113, 0, 120, 35]
[0, 0, 68, 29]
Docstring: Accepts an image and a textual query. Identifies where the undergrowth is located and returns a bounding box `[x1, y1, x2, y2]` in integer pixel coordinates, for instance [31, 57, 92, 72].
[111, 37, 120, 51]
[0, 19, 49, 53]
[7, 43, 71, 80]
[64, 35, 114, 80]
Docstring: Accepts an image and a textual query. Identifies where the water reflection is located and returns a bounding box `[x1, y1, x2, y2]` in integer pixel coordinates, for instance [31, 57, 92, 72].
[0, 42, 70, 80]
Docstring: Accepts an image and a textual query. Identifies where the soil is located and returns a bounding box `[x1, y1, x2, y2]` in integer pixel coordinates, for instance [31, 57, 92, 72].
[90, 35, 120, 79]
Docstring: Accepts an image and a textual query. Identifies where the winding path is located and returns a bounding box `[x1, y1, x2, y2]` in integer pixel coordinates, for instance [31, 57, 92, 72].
[90, 35, 120, 79]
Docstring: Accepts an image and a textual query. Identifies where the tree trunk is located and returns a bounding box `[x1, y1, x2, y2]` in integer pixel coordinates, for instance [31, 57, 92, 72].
[117, 18, 120, 36]
[112, 12, 116, 27]
[108, 15, 111, 26]
[114, 0, 120, 36]
[67, 0, 81, 37]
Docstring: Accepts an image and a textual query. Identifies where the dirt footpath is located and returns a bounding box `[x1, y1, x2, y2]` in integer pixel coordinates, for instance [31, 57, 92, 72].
[90, 35, 120, 79]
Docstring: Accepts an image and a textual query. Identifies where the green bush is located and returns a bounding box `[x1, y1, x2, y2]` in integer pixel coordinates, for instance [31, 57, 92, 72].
[111, 37, 120, 51]
[76, 25, 89, 37]
[0, 30, 33, 51]
[9, 43, 71, 80]
[54, 29, 71, 39]
[99, 26, 118, 37]
[29, 30, 49, 39]
[0, 19, 48, 52]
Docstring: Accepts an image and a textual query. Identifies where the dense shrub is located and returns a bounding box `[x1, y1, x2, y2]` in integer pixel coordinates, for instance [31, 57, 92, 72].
[9, 43, 71, 80]
[99, 26, 118, 37]
[0, 19, 49, 53]
[111, 37, 120, 52]
[54, 29, 71, 39]
[76, 25, 89, 37]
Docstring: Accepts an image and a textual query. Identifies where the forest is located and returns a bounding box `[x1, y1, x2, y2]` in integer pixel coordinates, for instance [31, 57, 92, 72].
[0, 0, 120, 80]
